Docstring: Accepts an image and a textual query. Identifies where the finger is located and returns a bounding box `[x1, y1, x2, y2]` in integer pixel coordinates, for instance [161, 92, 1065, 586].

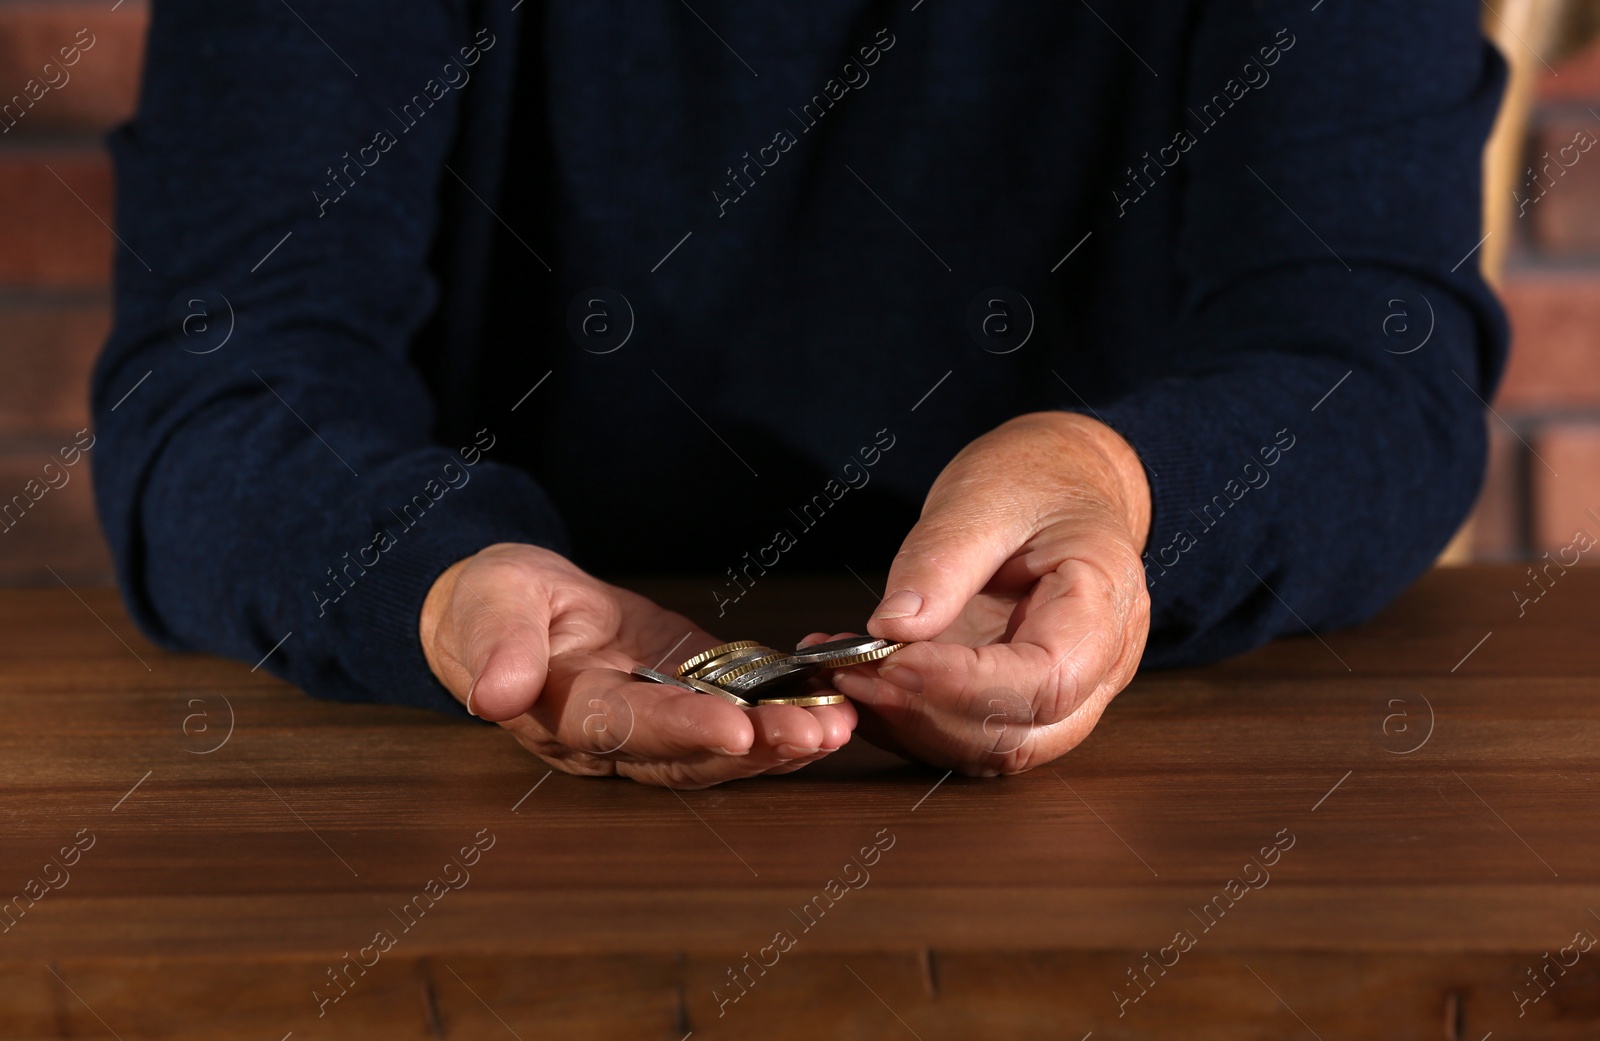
[604, 703, 856, 787]
[714, 701, 857, 775]
[847, 675, 1115, 777]
[1007, 557, 1147, 712]
[838, 645, 1101, 776]
[608, 710, 845, 788]
[536, 655, 759, 759]
[762, 748, 840, 775]
[614, 748, 818, 788]
[866, 497, 1032, 645]
[503, 723, 770, 788]
[839, 676, 1007, 775]
[872, 561, 1132, 725]
[807, 698, 858, 749]
[746, 703, 828, 760]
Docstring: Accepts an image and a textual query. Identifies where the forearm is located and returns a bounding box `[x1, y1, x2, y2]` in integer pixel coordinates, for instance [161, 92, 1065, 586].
[1087, 266, 1501, 668]
[1081, 0, 1509, 667]
[91, 0, 562, 710]
[120, 399, 567, 710]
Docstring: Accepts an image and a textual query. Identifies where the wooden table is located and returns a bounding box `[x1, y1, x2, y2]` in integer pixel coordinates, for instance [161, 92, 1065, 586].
[1, 567, 1596, 1039]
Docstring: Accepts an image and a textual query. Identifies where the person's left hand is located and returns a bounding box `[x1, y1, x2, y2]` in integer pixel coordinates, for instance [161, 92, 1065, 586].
[824, 411, 1152, 776]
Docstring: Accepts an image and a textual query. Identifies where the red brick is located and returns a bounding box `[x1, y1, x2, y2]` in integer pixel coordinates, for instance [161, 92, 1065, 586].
[1467, 420, 1523, 559]
[1529, 421, 1600, 553]
[0, 298, 108, 436]
[1535, 36, 1600, 104]
[1496, 266, 1600, 408]
[0, 2, 148, 136]
[0, 147, 114, 288]
[1521, 114, 1600, 255]
[0, 444, 113, 585]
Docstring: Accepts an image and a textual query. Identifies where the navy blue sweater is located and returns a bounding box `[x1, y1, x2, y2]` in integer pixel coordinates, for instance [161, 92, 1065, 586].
[94, 1, 1508, 716]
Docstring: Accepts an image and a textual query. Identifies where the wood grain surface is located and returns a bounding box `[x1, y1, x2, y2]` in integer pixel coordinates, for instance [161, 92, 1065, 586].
[0, 567, 1595, 1039]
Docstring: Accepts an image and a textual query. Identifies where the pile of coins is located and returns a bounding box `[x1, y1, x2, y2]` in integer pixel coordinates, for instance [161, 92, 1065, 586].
[630, 637, 904, 708]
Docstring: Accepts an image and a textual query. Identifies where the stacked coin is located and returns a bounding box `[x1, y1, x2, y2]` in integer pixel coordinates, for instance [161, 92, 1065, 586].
[630, 637, 904, 708]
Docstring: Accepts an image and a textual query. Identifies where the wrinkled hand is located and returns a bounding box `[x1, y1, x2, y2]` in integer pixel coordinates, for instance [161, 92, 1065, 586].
[420, 543, 856, 788]
[827, 411, 1151, 775]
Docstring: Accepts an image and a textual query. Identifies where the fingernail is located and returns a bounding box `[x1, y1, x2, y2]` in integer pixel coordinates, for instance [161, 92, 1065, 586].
[778, 744, 821, 759]
[878, 662, 924, 693]
[830, 670, 878, 703]
[712, 745, 748, 757]
[465, 673, 482, 717]
[872, 589, 923, 621]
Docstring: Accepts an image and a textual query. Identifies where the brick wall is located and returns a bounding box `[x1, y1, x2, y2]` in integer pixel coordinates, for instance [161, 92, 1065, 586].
[0, 1, 145, 583]
[1478, 36, 1600, 560]
[0, 3, 1594, 583]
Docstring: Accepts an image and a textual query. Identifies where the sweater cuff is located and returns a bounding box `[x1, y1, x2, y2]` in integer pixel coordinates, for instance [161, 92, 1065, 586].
[1064, 381, 1265, 639]
[305, 454, 569, 717]
[1067, 387, 1211, 579]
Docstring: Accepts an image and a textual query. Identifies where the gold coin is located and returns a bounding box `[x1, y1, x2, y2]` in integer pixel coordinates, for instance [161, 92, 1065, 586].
[707, 653, 789, 687]
[815, 642, 907, 669]
[674, 640, 760, 678]
[693, 647, 778, 682]
[758, 693, 847, 707]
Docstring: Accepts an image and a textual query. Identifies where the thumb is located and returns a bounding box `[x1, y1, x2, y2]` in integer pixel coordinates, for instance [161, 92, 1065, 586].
[470, 570, 624, 720]
[867, 502, 1028, 642]
[453, 586, 554, 722]
[468, 621, 553, 722]
[425, 547, 619, 723]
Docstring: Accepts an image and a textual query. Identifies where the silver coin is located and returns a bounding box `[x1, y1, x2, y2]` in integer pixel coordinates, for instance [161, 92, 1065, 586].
[631, 666, 692, 689]
[720, 657, 819, 697]
[788, 636, 897, 666]
[696, 647, 781, 683]
[629, 666, 754, 707]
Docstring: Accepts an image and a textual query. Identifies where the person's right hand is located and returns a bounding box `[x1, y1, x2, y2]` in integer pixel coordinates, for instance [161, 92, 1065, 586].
[419, 543, 856, 788]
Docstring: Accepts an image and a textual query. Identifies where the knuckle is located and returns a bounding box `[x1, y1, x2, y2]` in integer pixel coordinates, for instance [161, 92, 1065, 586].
[1034, 647, 1092, 723]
